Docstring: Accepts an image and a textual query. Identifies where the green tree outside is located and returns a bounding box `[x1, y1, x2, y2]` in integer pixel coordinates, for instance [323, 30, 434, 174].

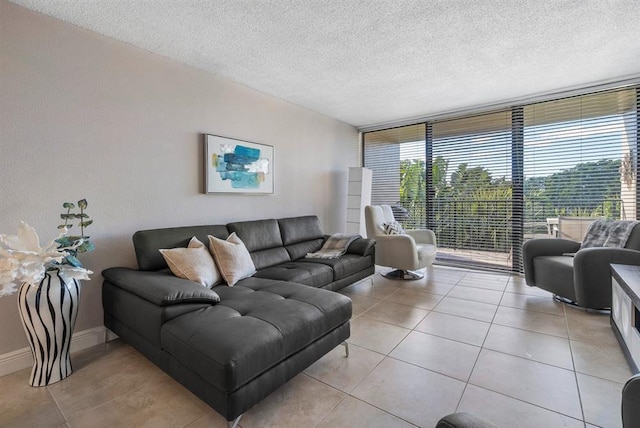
[397, 157, 622, 253]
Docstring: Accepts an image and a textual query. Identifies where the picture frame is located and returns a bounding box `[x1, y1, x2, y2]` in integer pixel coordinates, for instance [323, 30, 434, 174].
[204, 134, 274, 194]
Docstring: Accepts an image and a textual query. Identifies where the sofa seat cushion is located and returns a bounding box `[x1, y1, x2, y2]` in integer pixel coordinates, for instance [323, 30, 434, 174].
[302, 254, 374, 281]
[253, 262, 334, 287]
[160, 279, 351, 393]
[532, 255, 576, 300]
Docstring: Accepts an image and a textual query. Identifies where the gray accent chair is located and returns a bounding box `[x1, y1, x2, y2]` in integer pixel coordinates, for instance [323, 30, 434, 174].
[436, 413, 498, 428]
[522, 223, 640, 309]
[364, 204, 437, 280]
[623, 374, 640, 428]
[437, 373, 640, 427]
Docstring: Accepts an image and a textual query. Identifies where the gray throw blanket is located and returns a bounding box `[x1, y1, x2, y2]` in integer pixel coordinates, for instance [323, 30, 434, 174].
[580, 219, 640, 249]
[306, 233, 359, 259]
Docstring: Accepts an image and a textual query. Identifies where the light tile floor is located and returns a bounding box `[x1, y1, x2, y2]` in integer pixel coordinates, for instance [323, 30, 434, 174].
[1, 265, 633, 428]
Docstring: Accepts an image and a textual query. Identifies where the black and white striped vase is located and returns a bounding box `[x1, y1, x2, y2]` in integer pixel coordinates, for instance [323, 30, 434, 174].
[17, 269, 81, 387]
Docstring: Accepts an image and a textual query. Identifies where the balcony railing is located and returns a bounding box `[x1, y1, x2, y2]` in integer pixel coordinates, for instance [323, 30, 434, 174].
[397, 197, 625, 270]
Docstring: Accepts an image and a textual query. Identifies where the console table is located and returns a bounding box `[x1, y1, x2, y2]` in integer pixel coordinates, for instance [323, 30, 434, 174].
[611, 264, 640, 373]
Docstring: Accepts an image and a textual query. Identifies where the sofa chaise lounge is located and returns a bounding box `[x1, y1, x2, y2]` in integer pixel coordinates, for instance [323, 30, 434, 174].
[102, 215, 375, 426]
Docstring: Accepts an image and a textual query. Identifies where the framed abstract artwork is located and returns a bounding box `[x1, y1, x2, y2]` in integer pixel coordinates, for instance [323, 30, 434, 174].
[204, 134, 274, 194]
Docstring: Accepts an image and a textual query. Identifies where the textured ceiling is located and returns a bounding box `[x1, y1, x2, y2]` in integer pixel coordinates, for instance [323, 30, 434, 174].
[9, 0, 640, 128]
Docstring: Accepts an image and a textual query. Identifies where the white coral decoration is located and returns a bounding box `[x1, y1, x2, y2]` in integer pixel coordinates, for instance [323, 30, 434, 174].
[0, 221, 92, 297]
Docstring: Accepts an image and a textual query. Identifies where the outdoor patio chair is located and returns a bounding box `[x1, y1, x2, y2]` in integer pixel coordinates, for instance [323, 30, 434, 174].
[557, 216, 602, 241]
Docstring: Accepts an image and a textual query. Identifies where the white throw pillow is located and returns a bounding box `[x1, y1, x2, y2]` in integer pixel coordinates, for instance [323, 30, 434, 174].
[208, 232, 256, 286]
[159, 237, 222, 287]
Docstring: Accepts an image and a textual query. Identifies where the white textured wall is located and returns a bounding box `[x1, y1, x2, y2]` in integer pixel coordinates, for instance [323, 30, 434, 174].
[0, 1, 359, 354]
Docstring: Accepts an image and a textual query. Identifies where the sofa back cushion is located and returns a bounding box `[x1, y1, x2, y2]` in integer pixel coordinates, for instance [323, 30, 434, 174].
[227, 219, 290, 270]
[133, 225, 229, 271]
[227, 219, 283, 251]
[278, 216, 324, 245]
[278, 216, 324, 260]
[132, 216, 330, 272]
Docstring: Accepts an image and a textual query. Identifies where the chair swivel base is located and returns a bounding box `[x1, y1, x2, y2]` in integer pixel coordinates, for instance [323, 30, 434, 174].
[382, 269, 424, 280]
[553, 294, 580, 306]
[553, 295, 610, 312]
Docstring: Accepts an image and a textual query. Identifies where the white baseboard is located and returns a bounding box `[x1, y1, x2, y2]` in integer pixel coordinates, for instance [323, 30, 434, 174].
[105, 329, 119, 342]
[0, 326, 107, 377]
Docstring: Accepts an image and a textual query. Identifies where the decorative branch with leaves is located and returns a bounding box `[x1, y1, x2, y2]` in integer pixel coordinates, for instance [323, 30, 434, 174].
[55, 199, 95, 267]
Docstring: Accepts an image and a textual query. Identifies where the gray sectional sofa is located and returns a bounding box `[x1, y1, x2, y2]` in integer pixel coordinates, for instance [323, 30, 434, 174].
[102, 215, 375, 426]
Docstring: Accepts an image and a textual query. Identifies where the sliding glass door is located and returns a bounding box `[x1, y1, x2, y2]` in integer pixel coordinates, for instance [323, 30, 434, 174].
[431, 111, 513, 269]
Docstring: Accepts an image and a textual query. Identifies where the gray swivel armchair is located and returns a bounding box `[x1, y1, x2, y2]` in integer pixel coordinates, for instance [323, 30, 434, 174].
[522, 223, 640, 309]
[436, 412, 498, 428]
[364, 205, 437, 280]
[623, 374, 640, 428]
[435, 377, 640, 428]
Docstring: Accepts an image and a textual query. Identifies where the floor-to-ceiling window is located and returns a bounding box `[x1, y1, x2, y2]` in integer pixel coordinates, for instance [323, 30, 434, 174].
[523, 89, 638, 243]
[363, 86, 638, 273]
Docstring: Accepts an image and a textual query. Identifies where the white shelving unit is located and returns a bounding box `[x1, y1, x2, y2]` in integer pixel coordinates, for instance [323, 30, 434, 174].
[346, 167, 372, 237]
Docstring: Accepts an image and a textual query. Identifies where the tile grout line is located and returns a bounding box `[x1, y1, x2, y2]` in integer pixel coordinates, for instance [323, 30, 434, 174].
[310, 386, 348, 428]
[452, 271, 507, 413]
[462, 380, 588, 424]
[383, 270, 479, 415]
[310, 269, 611, 426]
[455, 274, 588, 423]
[45, 384, 70, 426]
[304, 348, 420, 427]
[564, 302, 588, 426]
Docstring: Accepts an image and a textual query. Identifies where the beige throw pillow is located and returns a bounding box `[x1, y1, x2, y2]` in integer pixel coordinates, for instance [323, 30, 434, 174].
[208, 232, 256, 286]
[159, 237, 222, 287]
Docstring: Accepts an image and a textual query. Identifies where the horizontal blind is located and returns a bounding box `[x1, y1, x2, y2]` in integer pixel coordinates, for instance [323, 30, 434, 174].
[431, 110, 513, 270]
[523, 88, 637, 242]
[363, 124, 427, 229]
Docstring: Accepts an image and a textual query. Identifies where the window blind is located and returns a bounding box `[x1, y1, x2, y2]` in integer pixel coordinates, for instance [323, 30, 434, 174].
[363, 124, 426, 229]
[431, 110, 513, 269]
[523, 89, 638, 245]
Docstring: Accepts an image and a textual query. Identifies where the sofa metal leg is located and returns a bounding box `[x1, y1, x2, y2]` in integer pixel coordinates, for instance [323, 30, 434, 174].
[341, 341, 349, 357]
[229, 415, 242, 428]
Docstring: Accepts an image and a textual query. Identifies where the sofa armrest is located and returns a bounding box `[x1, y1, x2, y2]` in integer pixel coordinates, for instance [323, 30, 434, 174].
[522, 238, 581, 286]
[573, 247, 640, 308]
[346, 237, 376, 256]
[102, 267, 220, 306]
